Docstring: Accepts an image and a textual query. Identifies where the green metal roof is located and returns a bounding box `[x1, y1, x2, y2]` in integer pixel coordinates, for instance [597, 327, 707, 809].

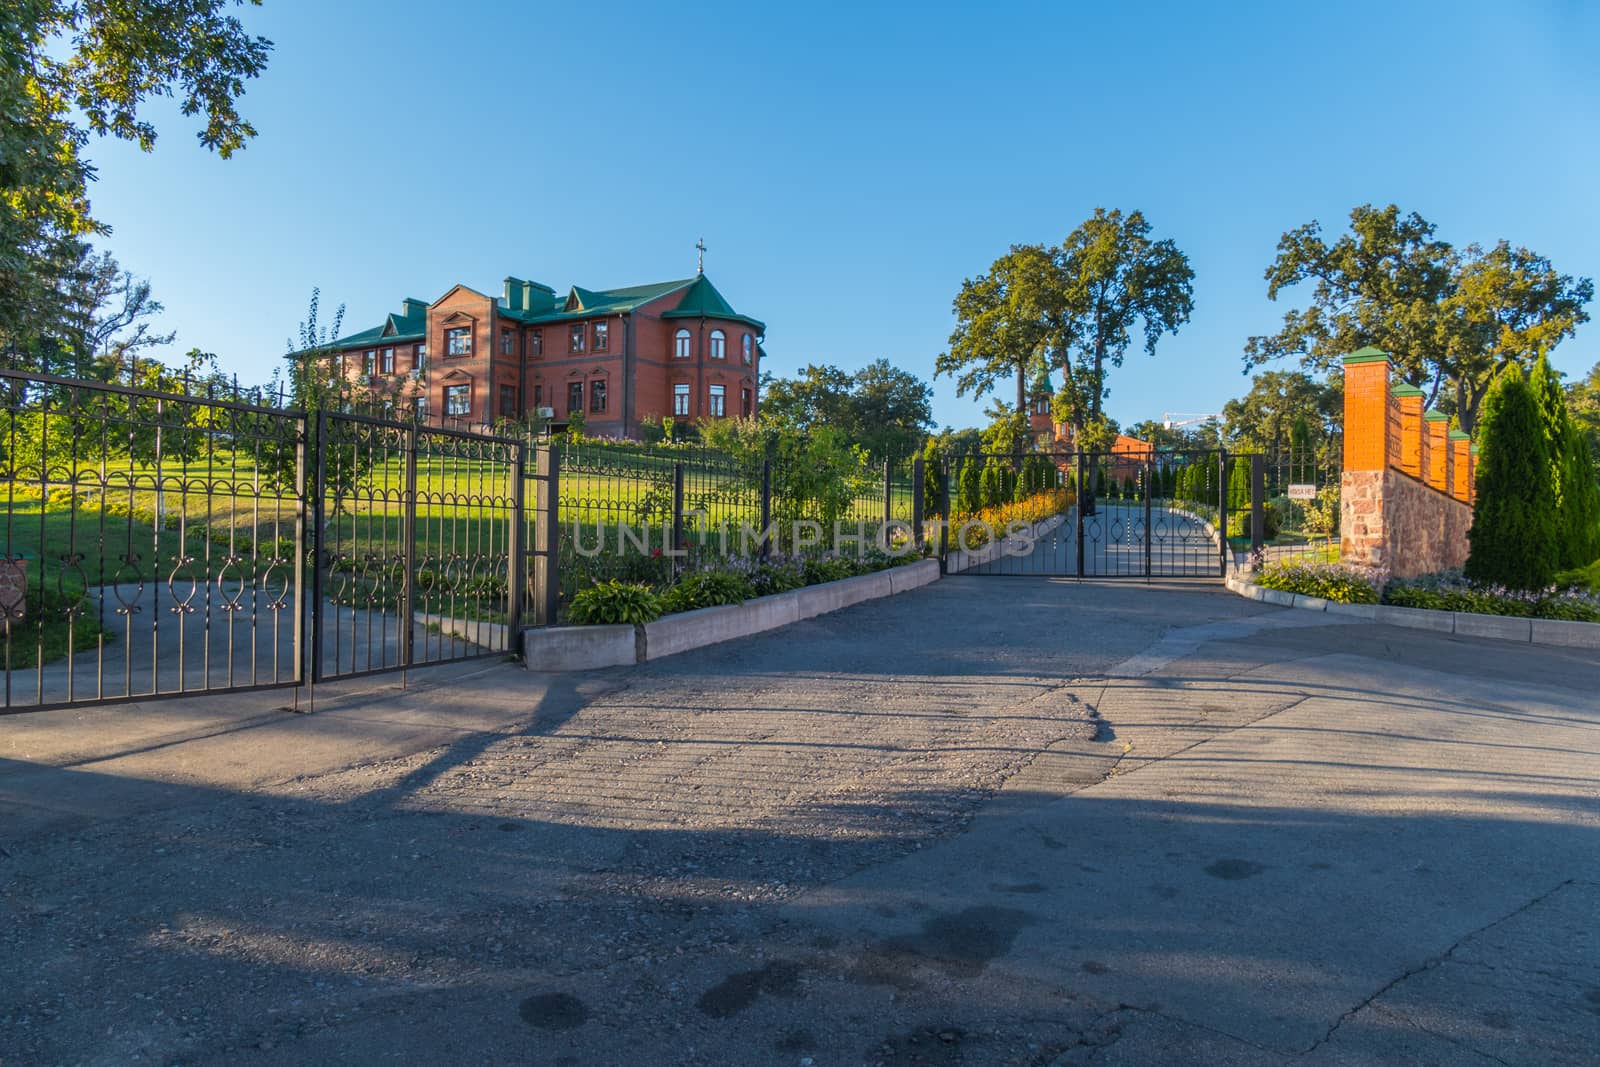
[1390, 383, 1425, 398]
[660, 275, 767, 331]
[1424, 409, 1451, 422]
[1448, 429, 1471, 441]
[337, 273, 764, 346]
[1342, 346, 1390, 364]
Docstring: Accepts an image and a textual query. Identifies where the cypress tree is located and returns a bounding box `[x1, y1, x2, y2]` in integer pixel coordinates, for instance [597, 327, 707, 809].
[1530, 354, 1600, 568]
[1466, 366, 1560, 589]
[958, 457, 982, 515]
[921, 439, 943, 519]
[980, 460, 1001, 508]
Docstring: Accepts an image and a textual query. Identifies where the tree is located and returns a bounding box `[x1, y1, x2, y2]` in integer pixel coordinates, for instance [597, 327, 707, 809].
[1439, 242, 1592, 432]
[939, 209, 1194, 435]
[1466, 366, 1559, 590]
[846, 358, 934, 459]
[758, 360, 932, 459]
[1247, 204, 1592, 433]
[1220, 371, 1339, 462]
[2, 1, 272, 344]
[1569, 362, 1600, 485]
[1247, 204, 1454, 392]
[957, 456, 982, 515]
[936, 243, 1058, 419]
[1530, 355, 1600, 569]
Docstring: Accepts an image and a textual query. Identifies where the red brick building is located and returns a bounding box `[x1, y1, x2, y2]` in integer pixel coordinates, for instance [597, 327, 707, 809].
[330, 272, 764, 438]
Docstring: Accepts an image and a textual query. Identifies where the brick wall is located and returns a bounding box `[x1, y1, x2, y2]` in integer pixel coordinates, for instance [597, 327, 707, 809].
[1339, 348, 1477, 577]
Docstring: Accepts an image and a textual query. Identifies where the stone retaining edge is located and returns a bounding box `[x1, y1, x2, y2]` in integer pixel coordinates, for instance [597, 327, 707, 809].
[522, 557, 942, 671]
[1224, 572, 1600, 649]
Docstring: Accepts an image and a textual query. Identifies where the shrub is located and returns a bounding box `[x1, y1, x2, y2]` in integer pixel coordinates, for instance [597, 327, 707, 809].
[748, 558, 806, 596]
[1254, 560, 1383, 603]
[1384, 568, 1600, 622]
[660, 570, 754, 614]
[1555, 559, 1600, 595]
[567, 580, 662, 625]
[801, 555, 857, 585]
[1532, 355, 1600, 569]
[1467, 365, 1559, 590]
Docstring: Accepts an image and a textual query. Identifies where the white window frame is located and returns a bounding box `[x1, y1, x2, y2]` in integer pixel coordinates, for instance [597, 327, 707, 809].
[674, 329, 692, 359]
[709, 330, 725, 359]
[445, 384, 471, 416]
[364, 350, 376, 376]
[382, 347, 395, 374]
[569, 324, 585, 354]
[593, 321, 608, 352]
[446, 327, 470, 356]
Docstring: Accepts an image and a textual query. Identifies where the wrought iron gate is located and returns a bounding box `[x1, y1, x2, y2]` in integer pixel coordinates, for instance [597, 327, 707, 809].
[938, 449, 1239, 579]
[2, 369, 524, 713]
[311, 413, 522, 681]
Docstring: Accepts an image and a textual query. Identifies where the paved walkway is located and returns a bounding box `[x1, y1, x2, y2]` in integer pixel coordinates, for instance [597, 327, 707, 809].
[1, 578, 1596, 1064]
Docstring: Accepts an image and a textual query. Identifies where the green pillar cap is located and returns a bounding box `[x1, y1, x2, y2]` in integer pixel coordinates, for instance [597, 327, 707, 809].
[1343, 346, 1390, 364]
[1470, 444, 1479, 455]
[1390, 383, 1425, 398]
[1424, 409, 1450, 422]
[1448, 429, 1470, 441]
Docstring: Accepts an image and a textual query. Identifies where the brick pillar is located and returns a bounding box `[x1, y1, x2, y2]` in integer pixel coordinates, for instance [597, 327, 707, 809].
[1424, 411, 1451, 493]
[1468, 444, 1479, 505]
[1392, 383, 1424, 479]
[1342, 347, 1391, 473]
[1450, 431, 1471, 503]
[1340, 347, 1392, 568]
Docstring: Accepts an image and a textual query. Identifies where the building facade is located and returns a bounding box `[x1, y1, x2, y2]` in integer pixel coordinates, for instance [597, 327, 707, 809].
[329, 272, 764, 438]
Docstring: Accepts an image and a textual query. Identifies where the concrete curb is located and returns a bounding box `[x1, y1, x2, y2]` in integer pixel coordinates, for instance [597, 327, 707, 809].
[522, 557, 941, 671]
[1224, 573, 1600, 649]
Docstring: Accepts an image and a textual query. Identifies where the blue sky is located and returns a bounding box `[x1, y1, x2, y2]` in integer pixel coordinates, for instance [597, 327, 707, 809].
[82, 0, 1600, 430]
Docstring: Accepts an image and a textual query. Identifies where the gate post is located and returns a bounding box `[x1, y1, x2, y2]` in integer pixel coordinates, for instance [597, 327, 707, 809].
[671, 460, 685, 578]
[1217, 449, 1230, 578]
[293, 414, 307, 686]
[910, 455, 925, 547]
[532, 444, 561, 626]
[400, 421, 419, 668]
[936, 458, 949, 574]
[1075, 452, 1087, 579]
[309, 409, 327, 684]
[882, 459, 893, 532]
[507, 438, 526, 641]
[759, 448, 773, 560]
[1143, 462, 1153, 580]
[1250, 454, 1266, 555]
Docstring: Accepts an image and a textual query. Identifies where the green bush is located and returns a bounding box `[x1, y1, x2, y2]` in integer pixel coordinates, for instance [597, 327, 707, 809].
[567, 580, 662, 625]
[801, 555, 856, 585]
[660, 570, 754, 614]
[1466, 365, 1559, 590]
[1254, 560, 1383, 604]
[1384, 569, 1600, 623]
[1531, 355, 1600, 569]
[1555, 559, 1600, 595]
[748, 559, 806, 596]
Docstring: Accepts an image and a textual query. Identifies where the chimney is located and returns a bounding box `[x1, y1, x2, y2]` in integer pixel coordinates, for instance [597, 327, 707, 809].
[503, 277, 524, 311]
[402, 298, 427, 319]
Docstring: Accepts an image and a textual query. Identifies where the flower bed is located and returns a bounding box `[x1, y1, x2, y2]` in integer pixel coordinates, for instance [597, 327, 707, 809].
[951, 488, 1072, 550]
[565, 548, 926, 625]
[1251, 559, 1600, 622]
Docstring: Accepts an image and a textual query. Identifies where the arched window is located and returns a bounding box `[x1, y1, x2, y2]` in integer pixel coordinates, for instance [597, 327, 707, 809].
[742, 333, 753, 364]
[674, 329, 692, 359]
[709, 329, 726, 359]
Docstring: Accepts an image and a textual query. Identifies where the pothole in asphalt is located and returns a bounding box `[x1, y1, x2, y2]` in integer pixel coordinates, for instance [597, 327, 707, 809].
[696, 959, 804, 1018]
[1204, 858, 1266, 880]
[518, 992, 590, 1030]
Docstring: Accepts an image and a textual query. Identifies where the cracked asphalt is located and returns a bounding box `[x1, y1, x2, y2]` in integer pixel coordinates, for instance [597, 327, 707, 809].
[2, 577, 1597, 1064]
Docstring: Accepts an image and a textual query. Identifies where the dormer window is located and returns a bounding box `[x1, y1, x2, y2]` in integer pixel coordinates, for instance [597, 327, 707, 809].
[709, 330, 726, 359]
[446, 327, 470, 356]
[569, 324, 585, 354]
[674, 329, 692, 359]
[742, 333, 753, 364]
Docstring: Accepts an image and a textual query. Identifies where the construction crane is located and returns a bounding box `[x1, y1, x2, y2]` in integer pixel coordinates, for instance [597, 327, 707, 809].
[1162, 412, 1223, 431]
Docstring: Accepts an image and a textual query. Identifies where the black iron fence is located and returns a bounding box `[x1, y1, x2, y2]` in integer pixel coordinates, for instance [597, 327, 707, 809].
[2, 365, 930, 711]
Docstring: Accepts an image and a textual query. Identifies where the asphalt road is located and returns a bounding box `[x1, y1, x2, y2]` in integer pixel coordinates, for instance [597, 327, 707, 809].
[965, 502, 1224, 578]
[2, 576, 1596, 1064]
